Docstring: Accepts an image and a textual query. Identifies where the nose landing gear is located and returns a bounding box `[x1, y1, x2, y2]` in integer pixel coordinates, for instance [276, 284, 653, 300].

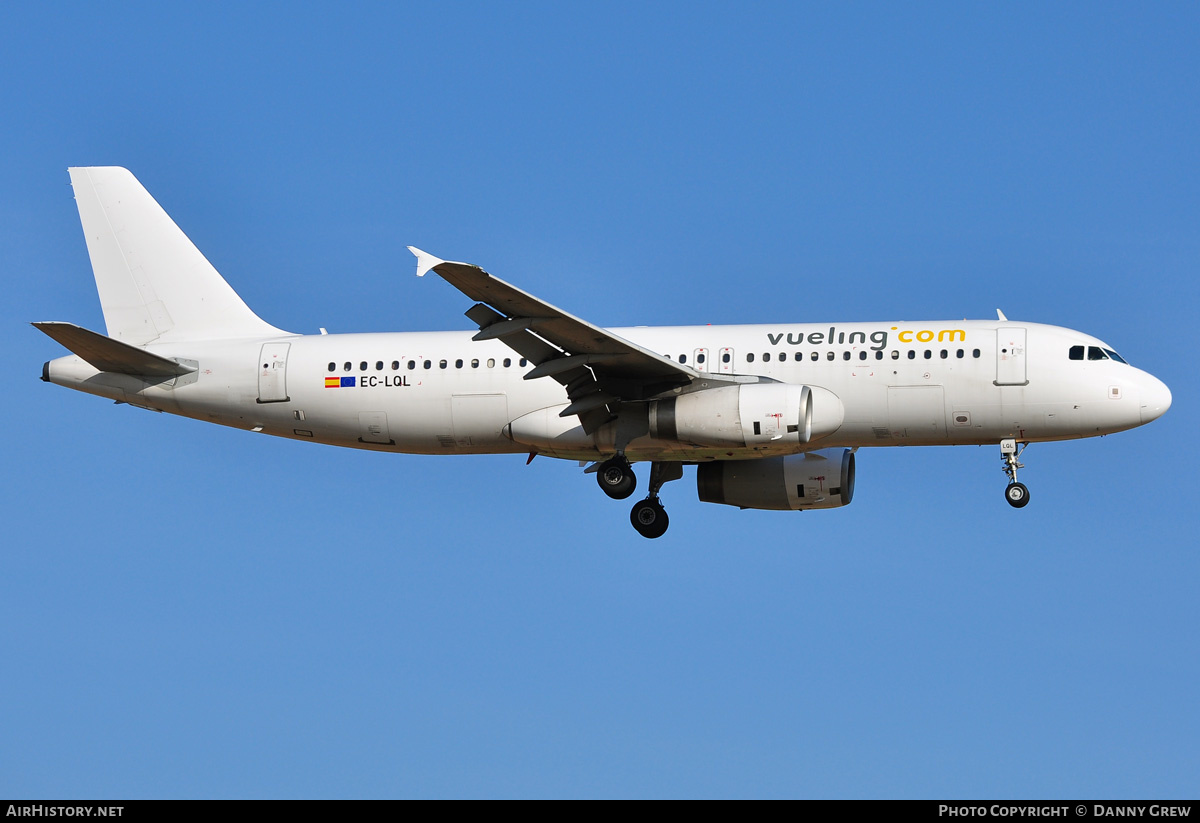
[1000, 438, 1030, 508]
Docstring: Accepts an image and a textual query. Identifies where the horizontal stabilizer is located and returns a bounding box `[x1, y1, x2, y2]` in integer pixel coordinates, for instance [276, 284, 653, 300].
[32, 321, 196, 377]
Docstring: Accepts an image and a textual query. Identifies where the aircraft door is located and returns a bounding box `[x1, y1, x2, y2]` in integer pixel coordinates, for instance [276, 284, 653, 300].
[718, 347, 734, 374]
[257, 342, 290, 403]
[693, 348, 709, 373]
[995, 328, 1028, 386]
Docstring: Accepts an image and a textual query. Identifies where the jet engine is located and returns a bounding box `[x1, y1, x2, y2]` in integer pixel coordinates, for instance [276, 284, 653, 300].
[696, 448, 856, 510]
[648, 384, 843, 448]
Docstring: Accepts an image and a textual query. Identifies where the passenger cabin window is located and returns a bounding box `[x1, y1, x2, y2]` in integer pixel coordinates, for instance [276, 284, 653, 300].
[343, 362, 352, 372]
[376, 361, 384, 371]
[972, 349, 980, 358]
[956, 349, 964, 358]
[1069, 345, 1084, 360]
[794, 352, 802, 362]
[360, 361, 368, 371]
[826, 352, 834, 361]
[747, 353, 755, 363]
[763, 353, 771, 362]
[503, 358, 511, 367]
[423, 360, 431, 369]
[858, 351, 867, 360]
[471, 359, 479, 368]
[907, 351, 916, 360]
[439, 360, 447, 369]
[455, 359, 463, 368]
[680, 354, 687, 364]
[891, 350, 899, 360]
[1088, 346, 1109, 361]
[924, 350, 932, 359]
[327, 362, 336, 372]
[940, 350, 948, 359]
[811, 352, 819, 361]
[842, 351, 851, 361]
[520, 358, 528, 367]
[407, 360, 416, 370]
[391, 361, 399, 370]
[697, 353, 706, 364]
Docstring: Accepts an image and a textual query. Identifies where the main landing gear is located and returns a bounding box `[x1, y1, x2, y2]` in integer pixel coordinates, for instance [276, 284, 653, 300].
[593, 457, 682, 538]
[629, 462, 683, 539]
[1000, 438, 1030, 508]
[630, 498, 669, 539]
[596, 455, 636, 499]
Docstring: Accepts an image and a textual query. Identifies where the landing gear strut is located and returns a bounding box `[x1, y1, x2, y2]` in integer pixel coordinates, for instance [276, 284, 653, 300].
[629, 462, 683, 539]
[1000, 438, 1030, 508]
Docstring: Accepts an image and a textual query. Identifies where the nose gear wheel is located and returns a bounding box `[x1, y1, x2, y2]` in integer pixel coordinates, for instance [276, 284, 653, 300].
[1000, 439, 1031, 508]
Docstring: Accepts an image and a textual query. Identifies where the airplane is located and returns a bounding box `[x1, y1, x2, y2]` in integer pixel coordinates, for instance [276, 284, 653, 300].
[36, 167, 1172, 538]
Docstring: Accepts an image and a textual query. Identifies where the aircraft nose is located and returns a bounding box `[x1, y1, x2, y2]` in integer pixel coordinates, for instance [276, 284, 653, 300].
[1140, 373, 1172, 424]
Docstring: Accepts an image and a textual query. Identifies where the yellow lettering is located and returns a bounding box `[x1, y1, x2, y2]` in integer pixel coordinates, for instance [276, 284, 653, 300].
[938, 329, 966, 342]
[917, 330, 934, 342]
[898, 330, 913, 343]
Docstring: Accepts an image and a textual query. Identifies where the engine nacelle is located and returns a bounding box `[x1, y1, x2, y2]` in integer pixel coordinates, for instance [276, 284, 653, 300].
[649, 383, 843, 448]
[696, 448, 856, 511]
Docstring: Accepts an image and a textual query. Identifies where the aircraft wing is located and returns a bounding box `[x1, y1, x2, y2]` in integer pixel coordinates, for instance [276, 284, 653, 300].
[409, 247, 698, 430]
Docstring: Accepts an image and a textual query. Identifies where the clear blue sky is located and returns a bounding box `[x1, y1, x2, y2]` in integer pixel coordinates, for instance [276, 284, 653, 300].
[2, 2, 1197, 798]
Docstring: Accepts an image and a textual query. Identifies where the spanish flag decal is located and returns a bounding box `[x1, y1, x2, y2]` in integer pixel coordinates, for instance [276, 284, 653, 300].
[325, 376, 355, 388]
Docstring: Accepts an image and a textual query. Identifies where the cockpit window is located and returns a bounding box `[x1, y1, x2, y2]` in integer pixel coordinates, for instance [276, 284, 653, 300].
[1072, 344, 1128, 364]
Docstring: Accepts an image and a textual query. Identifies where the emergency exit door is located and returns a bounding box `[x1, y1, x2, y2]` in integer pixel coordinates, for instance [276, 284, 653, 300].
[718, 347, 735, 374]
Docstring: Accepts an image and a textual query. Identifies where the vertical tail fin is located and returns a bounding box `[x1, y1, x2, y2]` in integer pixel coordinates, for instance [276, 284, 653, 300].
[69, 167, 287, 345]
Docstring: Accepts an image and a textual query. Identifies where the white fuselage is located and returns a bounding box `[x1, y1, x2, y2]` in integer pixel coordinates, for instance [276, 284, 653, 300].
[44, 319, 1171, 463]
[39, 167, 1176, 533]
